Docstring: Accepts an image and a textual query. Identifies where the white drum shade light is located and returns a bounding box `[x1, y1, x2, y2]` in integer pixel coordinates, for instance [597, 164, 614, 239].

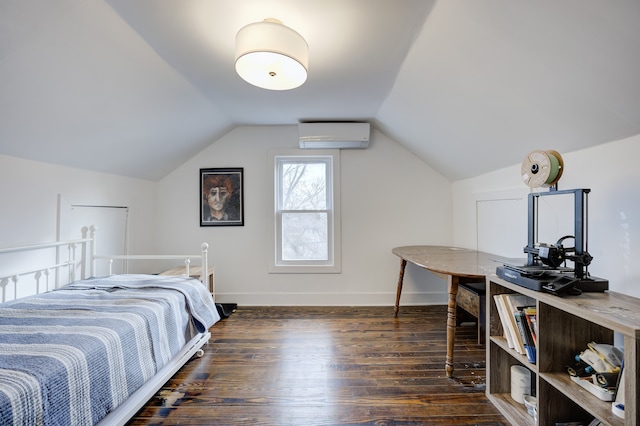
[235, 18, 308, 90]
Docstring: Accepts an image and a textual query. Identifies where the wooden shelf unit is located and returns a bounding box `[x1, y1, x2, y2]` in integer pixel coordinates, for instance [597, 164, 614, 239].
[486, 276, 640, 426]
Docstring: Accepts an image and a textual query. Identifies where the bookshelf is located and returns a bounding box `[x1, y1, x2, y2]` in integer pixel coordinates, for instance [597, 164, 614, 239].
[487, 276, 640, 426]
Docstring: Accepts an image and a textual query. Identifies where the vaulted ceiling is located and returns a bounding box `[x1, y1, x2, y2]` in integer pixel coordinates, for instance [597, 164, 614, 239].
[2, 1, 639, 181]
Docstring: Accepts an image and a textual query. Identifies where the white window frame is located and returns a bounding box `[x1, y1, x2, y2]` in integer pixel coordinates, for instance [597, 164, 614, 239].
[269, 149, 341, 273]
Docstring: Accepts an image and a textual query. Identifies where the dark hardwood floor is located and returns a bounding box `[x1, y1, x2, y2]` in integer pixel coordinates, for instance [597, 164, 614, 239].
[128, 306, 509, 425]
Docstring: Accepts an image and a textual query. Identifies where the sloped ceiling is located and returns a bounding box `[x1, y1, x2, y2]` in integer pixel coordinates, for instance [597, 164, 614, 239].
[1, 0, 639, 181]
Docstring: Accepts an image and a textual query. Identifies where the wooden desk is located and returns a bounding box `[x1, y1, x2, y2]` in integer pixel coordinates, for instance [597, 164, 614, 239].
[393, 245, 503, 377]
[160, 266, 215, 294]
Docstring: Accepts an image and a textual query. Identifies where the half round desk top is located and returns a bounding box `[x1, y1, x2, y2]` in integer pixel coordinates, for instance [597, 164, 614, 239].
[392, 245, 505, 278]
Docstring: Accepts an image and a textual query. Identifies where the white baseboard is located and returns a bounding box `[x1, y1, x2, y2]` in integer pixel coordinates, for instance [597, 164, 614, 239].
[213, 291, 448, 306]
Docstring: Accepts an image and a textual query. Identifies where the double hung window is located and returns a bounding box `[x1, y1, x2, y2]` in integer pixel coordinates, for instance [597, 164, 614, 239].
[270, 151, 341, 273]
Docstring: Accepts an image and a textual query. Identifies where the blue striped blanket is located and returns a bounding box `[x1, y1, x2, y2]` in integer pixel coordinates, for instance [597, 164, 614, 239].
[0, 274, 220, 426]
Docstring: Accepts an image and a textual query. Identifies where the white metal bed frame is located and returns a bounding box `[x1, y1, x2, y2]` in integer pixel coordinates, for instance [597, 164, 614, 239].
[0, 227, 213, 426]
[87, 225, 210, 293]
[0, 226, 210, 298]
[0, 237, 92, 302]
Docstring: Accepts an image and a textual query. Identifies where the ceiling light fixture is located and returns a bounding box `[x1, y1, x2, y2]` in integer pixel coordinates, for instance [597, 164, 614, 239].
[235, 18, 308, 91]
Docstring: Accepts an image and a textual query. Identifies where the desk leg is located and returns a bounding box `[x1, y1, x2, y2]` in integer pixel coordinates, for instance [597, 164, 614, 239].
[446, 275, 459, 378]
[394, 259, 407, 317]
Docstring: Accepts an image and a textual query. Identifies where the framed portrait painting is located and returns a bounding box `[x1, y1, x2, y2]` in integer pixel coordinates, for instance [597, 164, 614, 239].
[200, 168, 244, 226]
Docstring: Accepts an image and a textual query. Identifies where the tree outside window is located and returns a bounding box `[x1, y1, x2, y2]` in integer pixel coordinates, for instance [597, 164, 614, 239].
[271, 152, 341, 273]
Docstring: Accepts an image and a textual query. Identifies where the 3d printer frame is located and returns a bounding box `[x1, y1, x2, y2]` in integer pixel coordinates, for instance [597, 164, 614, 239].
[525, 188, 591, 279]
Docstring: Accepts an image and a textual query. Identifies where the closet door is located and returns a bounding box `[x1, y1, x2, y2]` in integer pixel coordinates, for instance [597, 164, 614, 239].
[475, 190, 527, 261]
[58, 195, 128, 278]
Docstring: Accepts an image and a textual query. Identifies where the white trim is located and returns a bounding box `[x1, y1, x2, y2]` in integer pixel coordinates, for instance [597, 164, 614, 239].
[269, 149, 341, 274]
[215, 291, 447, 306]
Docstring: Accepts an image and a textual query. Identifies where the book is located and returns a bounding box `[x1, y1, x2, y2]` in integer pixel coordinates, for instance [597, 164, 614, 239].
[524, 307, 537, 346]
[495, 294, 527, 354]
[503, 294, 535, 355]
[515, 308, 536, 363]
[493, 294, 516, 350]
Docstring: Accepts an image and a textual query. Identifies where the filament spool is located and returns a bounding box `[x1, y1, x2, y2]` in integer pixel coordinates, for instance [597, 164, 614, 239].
[521, 149, 564, 188]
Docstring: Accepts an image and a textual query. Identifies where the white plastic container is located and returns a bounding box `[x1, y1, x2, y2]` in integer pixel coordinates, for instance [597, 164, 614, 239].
[511, 365, 531, 404]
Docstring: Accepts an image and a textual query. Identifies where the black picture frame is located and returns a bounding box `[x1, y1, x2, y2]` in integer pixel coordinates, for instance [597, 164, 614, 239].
[200, 168, 244, 226]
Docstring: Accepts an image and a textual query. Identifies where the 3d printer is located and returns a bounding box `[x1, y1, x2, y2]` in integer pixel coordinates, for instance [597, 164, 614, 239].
[496, 188, 609, 295]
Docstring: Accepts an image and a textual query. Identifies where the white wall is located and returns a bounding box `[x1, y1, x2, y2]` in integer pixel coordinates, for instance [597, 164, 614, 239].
[0, 155, 157, 298]
[155, 125, 453, 306]
[452, 134, 640, 298]
[4, 131, 636, 304]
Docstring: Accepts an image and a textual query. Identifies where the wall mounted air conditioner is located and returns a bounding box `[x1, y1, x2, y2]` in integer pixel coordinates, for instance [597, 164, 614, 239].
[298, 122, 370, 149]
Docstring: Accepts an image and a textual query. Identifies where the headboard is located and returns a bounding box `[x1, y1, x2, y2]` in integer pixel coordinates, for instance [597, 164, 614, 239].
[0, 237, 91, 302]
[87, 226, 210, 292]
[0, 226, 210, 302]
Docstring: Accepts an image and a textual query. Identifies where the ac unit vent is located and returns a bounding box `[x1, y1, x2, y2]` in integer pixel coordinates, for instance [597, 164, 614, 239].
[298, 122, 370, 149]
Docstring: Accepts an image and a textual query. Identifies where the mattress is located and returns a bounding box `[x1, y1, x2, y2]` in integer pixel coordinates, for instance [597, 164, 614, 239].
[0, 274, 219, 426]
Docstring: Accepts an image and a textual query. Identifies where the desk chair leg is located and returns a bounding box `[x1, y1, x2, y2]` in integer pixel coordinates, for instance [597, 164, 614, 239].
[446, 276, 459, 378]
[394, 259, 407, 317]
